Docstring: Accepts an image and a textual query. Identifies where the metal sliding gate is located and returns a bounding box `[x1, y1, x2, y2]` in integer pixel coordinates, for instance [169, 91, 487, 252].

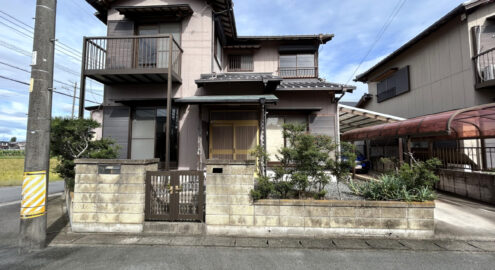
[145, 171, 205, 222]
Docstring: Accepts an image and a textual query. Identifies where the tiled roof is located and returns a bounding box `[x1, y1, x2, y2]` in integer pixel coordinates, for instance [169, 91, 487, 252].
[197, 73, 281, 82]
[277, 79, 356, 91]
[196, 73, 355, 92]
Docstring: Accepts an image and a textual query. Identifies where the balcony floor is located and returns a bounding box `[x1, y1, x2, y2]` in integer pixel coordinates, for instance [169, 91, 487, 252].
[85, 68, 181, 85]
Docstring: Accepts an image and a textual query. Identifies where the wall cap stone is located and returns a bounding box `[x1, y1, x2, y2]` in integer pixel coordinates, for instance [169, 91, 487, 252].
[254, 199, 435, 208]
[206, 160, 255, 165]
[75, 158, 159, 165]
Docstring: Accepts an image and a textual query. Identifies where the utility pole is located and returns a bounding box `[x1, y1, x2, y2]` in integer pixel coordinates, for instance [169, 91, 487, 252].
[19, 0, 57, 252]
[71, 82, 77, 118]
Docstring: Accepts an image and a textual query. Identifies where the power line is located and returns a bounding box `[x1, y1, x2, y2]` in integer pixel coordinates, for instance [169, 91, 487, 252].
[0, 9, 82, 56]
[0, 74, 99, 104]
[0, 10, 32, 29]
[0, 39, 80, 76]
[0, 10, 82, 60]
[345, 0, 407, 84]
[0, 19, 81, 61]
[0, 74, 29, 86]
[0, 60, 103, 97]
[0, 60, 30, 73]
[68, 0, 102, 25]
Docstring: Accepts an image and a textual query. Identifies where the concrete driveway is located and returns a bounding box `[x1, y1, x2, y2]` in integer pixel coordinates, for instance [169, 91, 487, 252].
[435, 192, 495, 240]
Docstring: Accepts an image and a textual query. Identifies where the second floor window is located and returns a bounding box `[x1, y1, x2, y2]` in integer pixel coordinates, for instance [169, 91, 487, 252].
[228, 55, 253, 72]
[279, 54, 316, 78]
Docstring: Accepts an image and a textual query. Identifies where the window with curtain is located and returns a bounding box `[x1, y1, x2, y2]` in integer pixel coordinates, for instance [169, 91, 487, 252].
[279, 54, 316, 78]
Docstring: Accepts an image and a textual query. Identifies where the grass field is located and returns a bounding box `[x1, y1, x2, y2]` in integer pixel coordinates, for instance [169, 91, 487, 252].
[0, 157, 62, 186]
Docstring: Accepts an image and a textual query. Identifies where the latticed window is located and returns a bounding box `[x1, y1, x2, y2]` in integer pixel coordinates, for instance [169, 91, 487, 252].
[228, 55, 254, 72]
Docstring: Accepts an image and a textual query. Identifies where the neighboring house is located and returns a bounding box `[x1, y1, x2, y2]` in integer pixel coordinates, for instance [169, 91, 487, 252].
[85, 105, 104, 140]
[0, 141, 9, 150]
[355, 0, 495, 119]
[15, 142, 26, 150]
[82, 0, 355, 170]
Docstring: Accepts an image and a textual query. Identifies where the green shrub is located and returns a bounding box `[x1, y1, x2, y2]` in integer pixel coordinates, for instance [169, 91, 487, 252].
[0, 150, 25, 157]
[51, 117, 119, 191]
[348, 158, 441, 202]
[250, 176, 274, 201]
[250, 124, 353, 201]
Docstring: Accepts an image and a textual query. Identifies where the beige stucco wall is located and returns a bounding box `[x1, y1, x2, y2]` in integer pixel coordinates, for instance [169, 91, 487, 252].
[362, 12, 493, 118]
[105, 0, 214, 170]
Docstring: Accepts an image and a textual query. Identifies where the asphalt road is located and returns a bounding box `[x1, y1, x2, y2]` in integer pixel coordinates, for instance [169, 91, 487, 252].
[1, 198, 495, 270]
[0, 181, 64, 204]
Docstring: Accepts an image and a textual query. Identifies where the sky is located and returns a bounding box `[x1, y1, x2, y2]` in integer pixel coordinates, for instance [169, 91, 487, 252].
[0, 0, 466, 141]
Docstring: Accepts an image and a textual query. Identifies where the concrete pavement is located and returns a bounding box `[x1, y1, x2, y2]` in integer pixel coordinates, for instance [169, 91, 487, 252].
[2, 244, 495, 270]
[1, 192, 495, 269]
[435, 193, 495, 240]
[0, 181, 64, 204]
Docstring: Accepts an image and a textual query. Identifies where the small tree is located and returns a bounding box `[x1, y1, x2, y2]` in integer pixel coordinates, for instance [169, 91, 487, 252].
[51, 117, 119, 190]
[10, 137, 16, 142]
[275, 124, 336, 199]
[328, 142, 356, 199]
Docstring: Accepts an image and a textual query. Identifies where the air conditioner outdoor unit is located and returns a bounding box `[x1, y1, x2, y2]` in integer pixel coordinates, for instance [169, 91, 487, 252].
[483, 64, 495, 81]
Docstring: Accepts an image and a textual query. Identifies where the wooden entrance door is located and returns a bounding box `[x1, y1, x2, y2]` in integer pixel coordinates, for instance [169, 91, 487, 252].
[209, 120, 259, 160]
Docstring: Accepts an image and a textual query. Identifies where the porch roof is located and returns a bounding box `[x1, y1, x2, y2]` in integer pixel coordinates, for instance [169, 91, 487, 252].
[338, 104, 405, 134]
[341, 103, 495, 141]
[174, 94, 278, 104]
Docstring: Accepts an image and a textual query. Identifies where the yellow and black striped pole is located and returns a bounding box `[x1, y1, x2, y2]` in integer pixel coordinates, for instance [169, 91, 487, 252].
[20, 171, 47, 219]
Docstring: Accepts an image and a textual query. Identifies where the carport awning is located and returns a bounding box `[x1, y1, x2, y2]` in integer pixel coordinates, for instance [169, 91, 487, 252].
[338, 104, 405, 134]
[341, 103, 495, 141]
[175, 95, 278, 104]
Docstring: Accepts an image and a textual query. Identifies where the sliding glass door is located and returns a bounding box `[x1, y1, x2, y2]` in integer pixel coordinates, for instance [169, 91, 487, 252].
[130, 107, 179, 164]
[131, 108, 156, 160]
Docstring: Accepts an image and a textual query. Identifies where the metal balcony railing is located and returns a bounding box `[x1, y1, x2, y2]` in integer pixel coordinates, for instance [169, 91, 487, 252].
[278, 67, 318, 78]
[83, 34, 182, 79]
[473, 47, 495, 88]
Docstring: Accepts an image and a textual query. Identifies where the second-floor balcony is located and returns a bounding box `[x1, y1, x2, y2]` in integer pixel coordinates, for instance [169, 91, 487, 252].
[473, 47, 495, 89]
[82, 34, 182, 84]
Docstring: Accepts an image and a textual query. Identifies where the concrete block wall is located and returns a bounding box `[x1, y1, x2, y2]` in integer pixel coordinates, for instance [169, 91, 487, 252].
[72, 159, 159, 233]
[438, 169, 495, 204]
[205, 161, 435, 238]
[205, 161, 256, 227]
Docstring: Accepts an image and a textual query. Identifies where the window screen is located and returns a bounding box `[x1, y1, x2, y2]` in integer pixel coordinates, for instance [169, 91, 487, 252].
[279, 54, 315, 78]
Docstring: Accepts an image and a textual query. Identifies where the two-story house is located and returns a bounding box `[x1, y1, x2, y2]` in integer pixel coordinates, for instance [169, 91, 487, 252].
[82, 0, 355, 170]
[354, 0, 495, 119]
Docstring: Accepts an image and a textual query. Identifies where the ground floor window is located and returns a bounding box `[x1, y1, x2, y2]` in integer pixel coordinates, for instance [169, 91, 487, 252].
[130, 106, 178, 162]
[266, 114, 308, 160]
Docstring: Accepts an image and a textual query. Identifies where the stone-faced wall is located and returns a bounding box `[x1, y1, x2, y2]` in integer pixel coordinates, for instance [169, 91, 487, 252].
[438, 169, 495, 204]
[72, 159, 159, 233]
[205, 161, 435, 238]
